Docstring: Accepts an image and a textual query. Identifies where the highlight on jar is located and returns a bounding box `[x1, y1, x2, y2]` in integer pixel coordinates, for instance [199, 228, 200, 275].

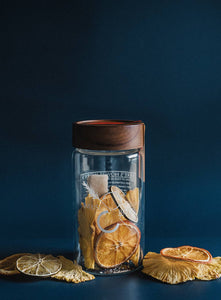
[78, 174, 142, 274]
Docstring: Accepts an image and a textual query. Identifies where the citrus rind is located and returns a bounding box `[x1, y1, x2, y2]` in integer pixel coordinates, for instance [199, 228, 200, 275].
[111, 186, 138, 223]
[16, 254, 62, 277]
[95, 221, 141, 268]
[160, 246, 213, 263]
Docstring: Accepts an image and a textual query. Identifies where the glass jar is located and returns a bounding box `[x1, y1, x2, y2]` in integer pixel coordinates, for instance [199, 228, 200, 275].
[72, 120, 145, 275]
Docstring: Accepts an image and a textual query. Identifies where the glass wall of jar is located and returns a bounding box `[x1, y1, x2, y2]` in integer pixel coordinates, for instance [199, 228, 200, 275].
[72, 120, 145, 275]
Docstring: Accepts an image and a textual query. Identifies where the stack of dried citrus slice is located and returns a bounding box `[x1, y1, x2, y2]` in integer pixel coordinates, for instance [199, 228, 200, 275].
[142, 246, 221, 284]
[78, 185, 141, 270]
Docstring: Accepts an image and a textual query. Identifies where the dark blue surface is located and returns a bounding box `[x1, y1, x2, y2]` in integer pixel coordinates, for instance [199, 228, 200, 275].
[1, 0, 221, 299]
[0, 237, 221, 300]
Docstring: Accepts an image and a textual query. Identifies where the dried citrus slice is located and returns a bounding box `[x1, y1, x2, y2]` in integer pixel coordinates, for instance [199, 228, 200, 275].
[161, 246, 212, 263]
[94, 193, 126, 235]
[111, 186, 138, 223]
[142, 252, 198, 284]
[0, 253, 29, 275]
[16, 254, 62, 277]
[95, 221, 140, 268]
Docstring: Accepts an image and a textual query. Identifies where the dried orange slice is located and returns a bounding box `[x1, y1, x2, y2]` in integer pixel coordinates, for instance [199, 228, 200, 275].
[95, 221, 140, 268]
[161, 246, 212, 263]
[111, 186, 138, 223]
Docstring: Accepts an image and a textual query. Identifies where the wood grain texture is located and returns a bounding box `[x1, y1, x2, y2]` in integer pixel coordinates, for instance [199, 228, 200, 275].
[72, 120, 145, 150]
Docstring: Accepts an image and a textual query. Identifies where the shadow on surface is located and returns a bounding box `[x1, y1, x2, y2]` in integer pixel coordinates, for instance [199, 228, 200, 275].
[0, 273, 46, 283]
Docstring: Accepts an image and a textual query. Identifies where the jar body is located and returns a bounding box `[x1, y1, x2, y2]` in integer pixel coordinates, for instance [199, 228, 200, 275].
[72, 148, 145, 275]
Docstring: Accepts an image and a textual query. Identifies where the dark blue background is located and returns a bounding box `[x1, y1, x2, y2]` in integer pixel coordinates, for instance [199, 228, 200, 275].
[1, 0, 221, 299]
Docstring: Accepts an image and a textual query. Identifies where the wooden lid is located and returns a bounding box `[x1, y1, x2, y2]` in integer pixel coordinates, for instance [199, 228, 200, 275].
[72, 120, 145, 150]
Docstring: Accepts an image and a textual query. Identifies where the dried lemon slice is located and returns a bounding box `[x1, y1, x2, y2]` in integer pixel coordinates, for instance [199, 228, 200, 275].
[95, 221, 140, 268]
[111, 186, 138, 223]
[52, 256, 94, 283]
[142, 252, 198, 284]
[161, 246, 212, 263]
[16, 254, 62, 277]
[0, 253, 29, 275]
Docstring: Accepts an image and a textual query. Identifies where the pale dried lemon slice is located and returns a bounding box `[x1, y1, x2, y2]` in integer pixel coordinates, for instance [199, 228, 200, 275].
[142, 252, 198, 284]
[95, 221, 140, 268]
[161, 246, 212, 263]
[0, 253, 29, 275]
[16, 254, 62, 277]
[111, 186, 138, 223]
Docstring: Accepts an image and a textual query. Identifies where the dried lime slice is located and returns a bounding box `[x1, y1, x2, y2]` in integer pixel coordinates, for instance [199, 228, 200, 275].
[111, 186, 138, 223]
[16, 254, 62, 277]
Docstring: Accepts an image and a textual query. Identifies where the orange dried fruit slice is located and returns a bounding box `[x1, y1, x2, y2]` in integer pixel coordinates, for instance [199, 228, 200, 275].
[142, 252, 198, 284]
[94, 193, 126, 235]
[95, 221, 141, 268]
[111, 186, 138, 223]
[16, 254, 62, 277]
[161, 246, 212, 263]
[0, 253, 29, 275]
[126, 187, 139, 213]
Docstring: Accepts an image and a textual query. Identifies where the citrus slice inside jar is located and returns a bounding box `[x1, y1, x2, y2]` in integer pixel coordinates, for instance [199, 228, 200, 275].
[95, 221, 141, 268]
[111, 186, 138, 223]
